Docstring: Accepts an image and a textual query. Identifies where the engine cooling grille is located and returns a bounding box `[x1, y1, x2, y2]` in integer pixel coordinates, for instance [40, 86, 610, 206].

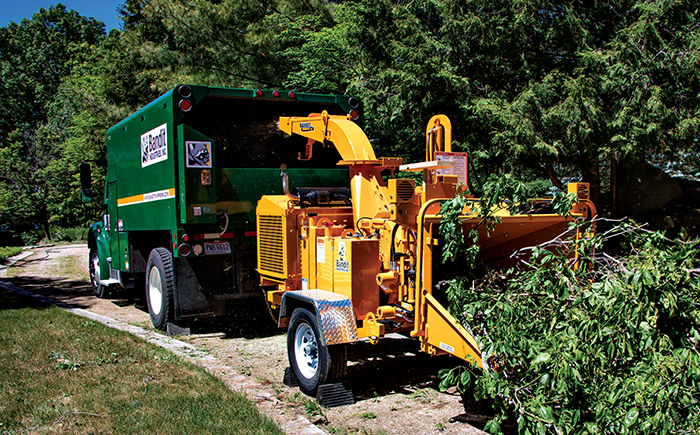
[396, 179, 415, 202]
[258, 215, 285, 276]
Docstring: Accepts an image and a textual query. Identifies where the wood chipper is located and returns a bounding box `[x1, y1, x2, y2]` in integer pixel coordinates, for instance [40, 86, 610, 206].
[256, 112, 597, 406]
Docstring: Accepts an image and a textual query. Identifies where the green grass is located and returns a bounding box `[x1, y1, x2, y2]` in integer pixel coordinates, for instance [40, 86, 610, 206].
[0, 247, 23, 262]
[0, 288, 283, 434]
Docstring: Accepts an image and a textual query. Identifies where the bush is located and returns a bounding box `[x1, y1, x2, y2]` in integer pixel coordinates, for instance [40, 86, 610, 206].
[52, 226, 88, 243]
[440, 223, 700, 434]
[0, 247, 23, 261]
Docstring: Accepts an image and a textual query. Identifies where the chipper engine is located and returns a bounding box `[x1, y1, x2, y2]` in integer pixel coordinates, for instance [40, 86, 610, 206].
[256, 112, 596, 406]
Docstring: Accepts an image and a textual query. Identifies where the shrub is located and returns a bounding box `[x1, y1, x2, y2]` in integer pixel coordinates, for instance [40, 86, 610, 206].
[440, 223, 700, 434]
[0, 247, 23, 261]
[52, 226, 88, 243]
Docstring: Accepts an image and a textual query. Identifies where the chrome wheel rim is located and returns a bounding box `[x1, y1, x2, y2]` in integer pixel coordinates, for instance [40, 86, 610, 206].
[91, 254, 100, 286]
[294, 323, 318, 380]
[148, 266, 163, 316]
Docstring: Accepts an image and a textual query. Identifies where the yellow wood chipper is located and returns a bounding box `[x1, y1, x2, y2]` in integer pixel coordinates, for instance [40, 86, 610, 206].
[256, 112, 596, 406]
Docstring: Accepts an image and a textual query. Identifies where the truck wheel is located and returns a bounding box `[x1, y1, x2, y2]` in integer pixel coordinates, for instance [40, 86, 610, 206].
[89, 248, 110, 298]
[287, 308, 347, 396]
[146, 248, 175, 330]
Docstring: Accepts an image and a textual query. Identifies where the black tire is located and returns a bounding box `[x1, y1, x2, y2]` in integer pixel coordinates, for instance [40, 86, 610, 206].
[89, 248, 111, 298]
[287, 308, 348, 396]
[145, 248, 175, 330]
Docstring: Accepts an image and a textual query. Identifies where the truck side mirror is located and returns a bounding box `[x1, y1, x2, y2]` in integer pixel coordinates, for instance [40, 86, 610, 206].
[80, 162, 93, 202]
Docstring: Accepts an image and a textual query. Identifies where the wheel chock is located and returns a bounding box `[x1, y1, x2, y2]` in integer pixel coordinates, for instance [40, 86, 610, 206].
[283, 367, 299, 387]
[316, 382, 354, 408]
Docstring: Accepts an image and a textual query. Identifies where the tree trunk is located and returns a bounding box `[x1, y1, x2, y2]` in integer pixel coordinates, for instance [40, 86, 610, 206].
[544, 162, 565, 191]
[39, 204, 51, 241]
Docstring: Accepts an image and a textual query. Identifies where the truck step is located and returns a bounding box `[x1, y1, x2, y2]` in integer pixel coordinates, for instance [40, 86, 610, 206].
[316, 382, 354, 408]
[98, 278, 120, 285]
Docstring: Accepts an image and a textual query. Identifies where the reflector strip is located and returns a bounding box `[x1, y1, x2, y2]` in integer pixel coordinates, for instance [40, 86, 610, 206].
[117, 188, 175, 207]
[200, 233, 235, 240]
[245, 231, 257, 237]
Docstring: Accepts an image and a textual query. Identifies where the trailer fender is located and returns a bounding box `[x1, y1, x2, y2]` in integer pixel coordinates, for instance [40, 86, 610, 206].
[280, 290, 359, 346]
[88, 221, 111, 281]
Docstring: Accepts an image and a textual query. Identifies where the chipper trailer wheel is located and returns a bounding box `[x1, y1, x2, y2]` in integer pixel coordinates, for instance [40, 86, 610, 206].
[287, 308, 348, 396]
[145, 248, 175, 330]
[89, 248, 111, 298]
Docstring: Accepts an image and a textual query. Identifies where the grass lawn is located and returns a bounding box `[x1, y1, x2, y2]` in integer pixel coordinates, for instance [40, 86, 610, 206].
[0, 247, 22, 262]
[0, 288, 283, 434]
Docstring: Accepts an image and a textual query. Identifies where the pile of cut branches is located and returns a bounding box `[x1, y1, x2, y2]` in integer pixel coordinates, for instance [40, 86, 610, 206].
[440, 219, 700, 434]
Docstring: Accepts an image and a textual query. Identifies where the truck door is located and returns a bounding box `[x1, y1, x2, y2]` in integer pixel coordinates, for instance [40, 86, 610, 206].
[106, 181, 123, 273]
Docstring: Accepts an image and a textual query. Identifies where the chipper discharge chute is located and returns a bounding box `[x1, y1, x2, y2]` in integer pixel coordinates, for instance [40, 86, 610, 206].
[256, 112, 597, 406]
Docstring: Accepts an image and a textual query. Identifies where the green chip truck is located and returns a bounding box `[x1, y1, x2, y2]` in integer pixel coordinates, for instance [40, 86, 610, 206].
[81, 85, 361, 331]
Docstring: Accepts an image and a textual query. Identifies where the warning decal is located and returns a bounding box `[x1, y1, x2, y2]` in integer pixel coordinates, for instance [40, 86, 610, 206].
[186, 141, 212, 168]
[317, 239, 325, 264]
[141, 123, 168, 167]
[436, 151, 468, 186]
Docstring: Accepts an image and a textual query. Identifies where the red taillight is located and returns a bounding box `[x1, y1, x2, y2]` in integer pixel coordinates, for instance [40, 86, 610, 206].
[182, 234, 189, 242]
[179, 99, 192, 112]
[178, 244, 191, 256]
[349, 109, 360, 121]
[193, 234, 200, 241]
[273, 90, 280, 98]
[256, 89, 264, 97]
[288, 91, 296, 99]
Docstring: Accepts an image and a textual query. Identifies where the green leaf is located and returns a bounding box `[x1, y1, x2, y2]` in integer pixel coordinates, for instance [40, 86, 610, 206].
[623, 408, 639, 428]
[532, 352, 552, 366]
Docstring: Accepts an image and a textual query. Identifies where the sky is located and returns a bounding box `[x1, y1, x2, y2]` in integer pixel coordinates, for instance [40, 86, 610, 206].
[1, 1, 124, 31]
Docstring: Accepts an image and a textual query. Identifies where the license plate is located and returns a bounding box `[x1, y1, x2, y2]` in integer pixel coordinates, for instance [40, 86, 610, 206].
[204, 241, 231, 255]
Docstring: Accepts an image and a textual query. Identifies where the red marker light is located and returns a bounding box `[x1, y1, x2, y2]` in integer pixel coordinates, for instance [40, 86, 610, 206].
[183, 234, 189, 242]
[273, 90, 280, 98]
[256, 89, 264, 97]
[288, 91, 296, 99]
[179, 99, 192, 112]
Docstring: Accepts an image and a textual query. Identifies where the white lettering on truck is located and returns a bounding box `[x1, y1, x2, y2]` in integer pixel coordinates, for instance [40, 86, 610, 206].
[141, 123, 169, 167]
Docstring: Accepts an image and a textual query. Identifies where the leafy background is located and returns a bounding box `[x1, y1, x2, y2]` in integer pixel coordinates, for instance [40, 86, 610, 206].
[1, 0, 698, 243]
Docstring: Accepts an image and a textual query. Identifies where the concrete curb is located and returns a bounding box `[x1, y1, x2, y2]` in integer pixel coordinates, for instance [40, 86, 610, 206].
[0, 250, 325, 435]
